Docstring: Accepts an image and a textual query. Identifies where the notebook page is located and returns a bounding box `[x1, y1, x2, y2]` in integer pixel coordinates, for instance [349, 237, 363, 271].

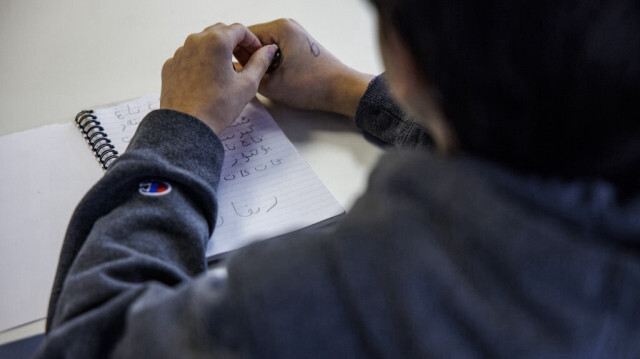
[90, 96, 344, 257]
[92, 93, 160, 154]
[208, 98, 344, 255]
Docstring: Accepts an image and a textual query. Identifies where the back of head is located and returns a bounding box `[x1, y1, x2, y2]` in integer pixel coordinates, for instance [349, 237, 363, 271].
[371, 0, 640, 196]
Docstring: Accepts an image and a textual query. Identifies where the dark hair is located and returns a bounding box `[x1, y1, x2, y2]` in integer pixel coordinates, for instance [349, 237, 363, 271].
[371, 0, 640, 195]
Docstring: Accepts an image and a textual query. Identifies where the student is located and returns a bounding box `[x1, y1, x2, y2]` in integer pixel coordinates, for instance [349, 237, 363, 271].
[36, 0, 640, 357]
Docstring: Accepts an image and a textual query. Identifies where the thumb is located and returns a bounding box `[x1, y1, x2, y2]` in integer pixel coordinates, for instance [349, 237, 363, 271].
[241, 44, 278, 82]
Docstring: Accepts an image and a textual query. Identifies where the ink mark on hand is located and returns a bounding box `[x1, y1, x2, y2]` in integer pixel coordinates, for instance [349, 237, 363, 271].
[306, 36, 320, 57]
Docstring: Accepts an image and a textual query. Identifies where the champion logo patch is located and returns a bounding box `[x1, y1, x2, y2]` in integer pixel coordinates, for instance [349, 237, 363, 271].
[139, 180, 172, 196]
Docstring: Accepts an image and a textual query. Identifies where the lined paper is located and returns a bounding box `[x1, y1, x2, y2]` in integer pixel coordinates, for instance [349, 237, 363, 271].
[91, 95, 344, 257]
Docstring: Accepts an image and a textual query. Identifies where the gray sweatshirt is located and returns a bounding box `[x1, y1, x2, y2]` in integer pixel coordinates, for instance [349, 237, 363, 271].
[35, 77, 640, 358]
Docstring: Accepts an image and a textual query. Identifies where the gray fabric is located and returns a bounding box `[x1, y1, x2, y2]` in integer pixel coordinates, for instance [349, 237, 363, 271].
[355, 76, 433, 149]
[35, 78, 640, 358]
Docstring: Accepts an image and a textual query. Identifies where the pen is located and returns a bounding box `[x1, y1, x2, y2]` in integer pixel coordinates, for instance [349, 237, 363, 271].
[265, 43, 282, 74]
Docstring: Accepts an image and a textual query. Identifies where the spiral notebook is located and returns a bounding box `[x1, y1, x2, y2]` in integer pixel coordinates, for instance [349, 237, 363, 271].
[74, 94, 344, 258]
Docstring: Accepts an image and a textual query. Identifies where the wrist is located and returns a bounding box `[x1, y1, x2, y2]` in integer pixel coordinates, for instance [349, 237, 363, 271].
[326, 70, 375, 118]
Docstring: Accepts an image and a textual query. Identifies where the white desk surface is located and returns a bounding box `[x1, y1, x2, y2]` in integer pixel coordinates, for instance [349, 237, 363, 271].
[0, 0, 384, 345]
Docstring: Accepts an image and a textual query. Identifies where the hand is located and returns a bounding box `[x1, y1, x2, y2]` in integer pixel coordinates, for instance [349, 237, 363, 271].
[246, 19, 374, 117]
[160, 23, 278, 134]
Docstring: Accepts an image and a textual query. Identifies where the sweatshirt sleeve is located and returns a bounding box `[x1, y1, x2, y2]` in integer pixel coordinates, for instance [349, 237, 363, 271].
[355, 75, 434, 150]
[34, 110, 252, 358]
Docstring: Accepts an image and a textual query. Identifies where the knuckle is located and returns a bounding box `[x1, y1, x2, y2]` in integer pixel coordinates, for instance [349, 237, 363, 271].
[161, 58, 173, 74]
[225, 23, 248, 39]
[199, 30, 224, 48]
[208, 22, 226, 30]
[185, 33, 199, 46]
[208, 33, 226, 50]
[274, 18, 294, 29]
[207, 30, 223, 42]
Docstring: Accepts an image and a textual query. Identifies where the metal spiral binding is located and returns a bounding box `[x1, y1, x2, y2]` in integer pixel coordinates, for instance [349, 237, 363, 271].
[74, 109, 119, 169]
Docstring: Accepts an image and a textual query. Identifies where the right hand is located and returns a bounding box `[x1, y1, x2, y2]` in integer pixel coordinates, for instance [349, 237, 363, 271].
[161, 23, 277, 134]
[244, 19, 374, 117]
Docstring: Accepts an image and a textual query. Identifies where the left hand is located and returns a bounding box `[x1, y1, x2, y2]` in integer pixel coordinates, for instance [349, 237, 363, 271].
[247, 19, 374, 118]
[160, 23, 278, 134]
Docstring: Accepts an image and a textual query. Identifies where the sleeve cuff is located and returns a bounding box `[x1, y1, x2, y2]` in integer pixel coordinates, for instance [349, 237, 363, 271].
[355, 75, 434, 149]
[114, 109, 225, 190]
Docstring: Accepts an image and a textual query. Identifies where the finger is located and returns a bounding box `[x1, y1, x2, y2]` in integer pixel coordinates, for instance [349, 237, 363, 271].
[161, 58, 174, 77]
[241, 44, 278, 83]
[233, 46, 253, 67]
[226, 23, 262, 54]
[202, 22, 227, 33]
[173, 46, 184, 59]
[247, 23, 278, 45]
